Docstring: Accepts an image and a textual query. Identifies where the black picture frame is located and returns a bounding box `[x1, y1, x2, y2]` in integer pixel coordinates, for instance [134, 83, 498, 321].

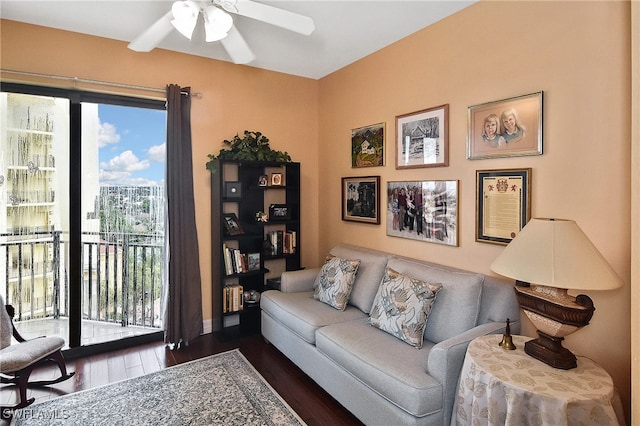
[476, 168, 531, 245]
[222, 213, 244, 236]
[224, 181, 242, 199]
[269, 204, 290, 221]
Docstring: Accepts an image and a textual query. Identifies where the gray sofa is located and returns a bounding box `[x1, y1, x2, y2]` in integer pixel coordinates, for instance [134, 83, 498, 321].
[260, 244, 520, 425]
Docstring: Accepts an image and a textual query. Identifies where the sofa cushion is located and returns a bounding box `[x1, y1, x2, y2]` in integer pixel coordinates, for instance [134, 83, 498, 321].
[260, 290, 367, 344]
[369, 268, 442, 349]
[316, 318, 442, 417]
[386, 257, 484, 343]
[318, 244, 392, 313]
[314, 255, 361, 310]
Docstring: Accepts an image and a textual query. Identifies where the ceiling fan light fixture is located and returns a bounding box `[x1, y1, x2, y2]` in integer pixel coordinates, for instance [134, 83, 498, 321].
[204, 6, 233, 42]
[171, 0, 200, 39]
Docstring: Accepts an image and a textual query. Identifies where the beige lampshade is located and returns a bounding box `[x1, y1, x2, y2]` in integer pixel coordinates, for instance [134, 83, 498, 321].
[490, 218, 623, 291]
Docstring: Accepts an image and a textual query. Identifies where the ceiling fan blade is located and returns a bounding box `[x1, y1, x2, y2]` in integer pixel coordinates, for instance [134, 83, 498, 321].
[220, 26, 256, 64]
[128, 11, 174, 52]
[231, 0, 315, 36]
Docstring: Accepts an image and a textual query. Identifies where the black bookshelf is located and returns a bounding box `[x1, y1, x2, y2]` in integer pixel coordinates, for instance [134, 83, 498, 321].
[211, 160, 301, 335]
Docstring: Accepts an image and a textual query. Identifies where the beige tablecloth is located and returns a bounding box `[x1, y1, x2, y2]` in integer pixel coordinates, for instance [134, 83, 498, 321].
[453, 334, 620, 426]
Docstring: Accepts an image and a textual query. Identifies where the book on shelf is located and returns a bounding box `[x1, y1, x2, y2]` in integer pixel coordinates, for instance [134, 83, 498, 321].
[223, 244, 253, 275]
[223, 284, 243, 313]
[265, 230, 297, 256]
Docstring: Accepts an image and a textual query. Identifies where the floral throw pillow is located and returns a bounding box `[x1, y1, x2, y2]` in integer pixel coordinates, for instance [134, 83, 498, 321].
[314, 255, 361, 311]
[369, 267, 442, 349]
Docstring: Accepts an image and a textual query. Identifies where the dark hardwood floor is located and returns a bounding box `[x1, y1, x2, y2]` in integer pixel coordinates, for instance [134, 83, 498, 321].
[1, 332, 363, 425]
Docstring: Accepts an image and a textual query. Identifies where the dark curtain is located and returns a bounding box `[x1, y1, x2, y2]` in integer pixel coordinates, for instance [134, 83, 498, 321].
[164, 84, 203, 347]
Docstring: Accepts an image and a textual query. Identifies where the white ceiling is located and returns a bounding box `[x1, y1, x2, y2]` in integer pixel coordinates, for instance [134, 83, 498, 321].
[0, 1, 475, 80]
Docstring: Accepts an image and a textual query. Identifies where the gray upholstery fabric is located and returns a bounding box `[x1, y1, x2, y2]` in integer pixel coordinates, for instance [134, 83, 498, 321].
[0, 295, 66, 373]
[386, 257, 484, 343]
[316, 318, 441, 417]
[325, 244, 392, 313]
[0, 295, 12, 349]
[260, 290, 367, 344]
[0, 336, 65, 372]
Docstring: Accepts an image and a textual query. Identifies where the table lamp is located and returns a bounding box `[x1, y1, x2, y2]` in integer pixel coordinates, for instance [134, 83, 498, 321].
[490, 218, 623, 369]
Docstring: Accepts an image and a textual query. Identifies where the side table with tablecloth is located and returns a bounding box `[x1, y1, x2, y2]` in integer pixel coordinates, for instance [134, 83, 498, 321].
[453, 334, 624, 426]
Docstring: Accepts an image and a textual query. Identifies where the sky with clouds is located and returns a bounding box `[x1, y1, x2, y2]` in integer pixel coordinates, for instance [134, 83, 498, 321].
[97, 104, 166, 186]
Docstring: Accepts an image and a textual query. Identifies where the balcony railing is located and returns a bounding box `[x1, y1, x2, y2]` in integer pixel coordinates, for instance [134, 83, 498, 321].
[1, 230, 164, 329]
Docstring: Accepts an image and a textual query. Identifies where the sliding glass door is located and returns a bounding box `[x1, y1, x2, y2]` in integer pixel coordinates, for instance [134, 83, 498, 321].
[1, 83, 166, 350]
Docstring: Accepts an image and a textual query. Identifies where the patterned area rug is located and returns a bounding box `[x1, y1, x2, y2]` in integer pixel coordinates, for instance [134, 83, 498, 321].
[11, 349, 306, 425]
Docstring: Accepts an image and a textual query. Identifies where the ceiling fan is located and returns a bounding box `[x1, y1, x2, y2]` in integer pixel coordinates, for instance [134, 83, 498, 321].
[128, 0, 315, 64]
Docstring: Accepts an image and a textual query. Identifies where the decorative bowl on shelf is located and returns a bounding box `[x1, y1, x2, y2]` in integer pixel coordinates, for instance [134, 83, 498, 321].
[243, 290, 261, 304]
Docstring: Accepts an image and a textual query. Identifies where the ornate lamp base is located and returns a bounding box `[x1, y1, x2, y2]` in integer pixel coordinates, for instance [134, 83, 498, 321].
[524, 331, 577, 370]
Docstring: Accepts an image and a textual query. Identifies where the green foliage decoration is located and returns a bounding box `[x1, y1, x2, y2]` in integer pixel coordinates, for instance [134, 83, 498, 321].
[206, 130, 291, 172]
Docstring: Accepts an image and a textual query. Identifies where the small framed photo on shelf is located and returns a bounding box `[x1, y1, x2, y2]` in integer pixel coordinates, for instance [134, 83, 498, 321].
[247, 252, 261, 271]
[396, 104, 449, 169]
[476, 168, 531, 245]
[258, 175, 268, 187]
[269, 204, 290, 221]
[467, 91, 543, 160]
[271, 173, 283, 186]
[222, 213, 244, 236]
[342, 176, 380, 224]
[224, 182, 242, 199]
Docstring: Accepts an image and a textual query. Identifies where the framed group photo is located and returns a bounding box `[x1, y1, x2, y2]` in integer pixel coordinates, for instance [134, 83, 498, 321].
[351, 122, 385, 168]
[467, 91, 543, 160]
[342, 176, 380, 224]
[476, 168, 531, 245]
[387, 180, 459, 246]
[396, 104, 449, 169]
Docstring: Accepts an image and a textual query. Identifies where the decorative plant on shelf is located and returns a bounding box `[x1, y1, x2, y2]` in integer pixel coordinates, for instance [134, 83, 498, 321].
[206, 130, 291, 173]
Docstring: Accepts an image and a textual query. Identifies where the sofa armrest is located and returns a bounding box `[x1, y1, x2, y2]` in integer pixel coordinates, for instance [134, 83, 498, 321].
[280, 268, 320, 293]
[426, 321, 512, 426]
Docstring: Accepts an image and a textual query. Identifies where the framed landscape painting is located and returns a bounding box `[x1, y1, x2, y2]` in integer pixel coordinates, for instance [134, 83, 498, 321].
[352, 122, 385, 168]
[396, 105, 449, 169]
[387, 180, 458, 246]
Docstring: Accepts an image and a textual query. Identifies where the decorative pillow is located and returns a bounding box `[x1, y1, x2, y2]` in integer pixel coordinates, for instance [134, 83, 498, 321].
[368, 267, 442, 349]
[314, 255, 361, 310]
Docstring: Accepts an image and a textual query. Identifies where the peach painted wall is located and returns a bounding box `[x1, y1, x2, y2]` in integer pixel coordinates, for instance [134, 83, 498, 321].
[0, 19, 320, 333]
[318, 0, 632, 416]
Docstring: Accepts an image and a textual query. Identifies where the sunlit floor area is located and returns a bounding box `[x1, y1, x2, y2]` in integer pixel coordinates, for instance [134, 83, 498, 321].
[12, 317, 161, 347]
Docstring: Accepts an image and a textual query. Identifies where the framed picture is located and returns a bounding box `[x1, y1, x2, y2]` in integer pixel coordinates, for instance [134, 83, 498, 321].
[387, 180, 459, 246]
[342, 176, 380, 224]
[351, 122, 385, 168]
[396, 104, 449, 169]
[467, 91, 543, 160]
[271, 173, 283, 186]
[269, 204, 290, 221]
[476, 168, 532, 245]
[224, 181, 242, 199]
[258, 175, 268, 187]
[222, 213, 244, 236]
[247, 252, 261, 271]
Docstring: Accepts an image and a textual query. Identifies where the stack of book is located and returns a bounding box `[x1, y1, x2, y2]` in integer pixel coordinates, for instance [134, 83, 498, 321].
[223, 244, 260, 275]
[265, 230, 297, 256]
[223, 284, 243, 313]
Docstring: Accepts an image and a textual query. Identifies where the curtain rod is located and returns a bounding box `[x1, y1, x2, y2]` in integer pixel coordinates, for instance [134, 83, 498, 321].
[0, 69, 202, 98]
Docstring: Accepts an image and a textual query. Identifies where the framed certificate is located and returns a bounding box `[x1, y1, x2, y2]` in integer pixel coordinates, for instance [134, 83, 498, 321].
[476, 168, 531, 245]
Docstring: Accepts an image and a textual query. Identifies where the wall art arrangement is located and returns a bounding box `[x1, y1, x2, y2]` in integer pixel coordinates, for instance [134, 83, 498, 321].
[342, 176, 380, 224]
[352, 122, 385, 168]
[476, 168, 531, 245]
[467, 91, 543, 160]
[395, 104, 449, 169]
[387, 180, 459, 246]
